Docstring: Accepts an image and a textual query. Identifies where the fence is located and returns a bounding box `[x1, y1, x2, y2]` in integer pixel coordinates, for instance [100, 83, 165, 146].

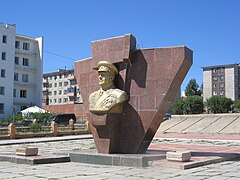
[0, 120, 89, 140]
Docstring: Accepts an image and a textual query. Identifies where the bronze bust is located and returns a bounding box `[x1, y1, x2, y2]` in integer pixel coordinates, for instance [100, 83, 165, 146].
[89, 61, 128, 115]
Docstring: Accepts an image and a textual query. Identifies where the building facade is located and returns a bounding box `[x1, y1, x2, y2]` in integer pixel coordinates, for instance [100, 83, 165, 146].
[203, 64, 240, 101]
[0, 23, 43, 118]
[42, 69, 83, 106]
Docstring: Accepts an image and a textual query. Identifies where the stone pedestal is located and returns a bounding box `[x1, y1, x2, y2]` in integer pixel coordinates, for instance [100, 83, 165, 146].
[166, 151, 191, 162]
[16, 147, 38, 156]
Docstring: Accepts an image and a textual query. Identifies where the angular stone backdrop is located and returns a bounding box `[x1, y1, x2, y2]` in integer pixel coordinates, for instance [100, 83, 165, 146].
[75, 34, 192, 153]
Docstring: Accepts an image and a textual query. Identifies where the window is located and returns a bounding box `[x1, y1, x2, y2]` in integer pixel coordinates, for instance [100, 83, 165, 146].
[0, 103, 4, 114]
[20, 106, 27, 111]
[1, 52, 6, 60]
[23, 58, 29, 66]
[49, 91, 52, 96]
[15, 57, 19, 65]
[54, 99, 57, 103]
[220, 75, 224, 81]
[220, 91, 225, 96]
[49, 83, 52, 88]
[64, 82, 68, 86]
[22, 74, 29, 82]
[70, 80, 76, 85]
[220, 68, 224, 73]
[213, 76, 218, 81]
[212, 68, 217, 73]
[13, 89, 16, 97]
[20, 90, 27, 98]
[64, 90, 67, 95]
[220, 83, 224, 88]
[14, 73, 18, 81]
[54, 91, 57, 95]
[0, 86, 4, 95]
[2, 35, 7, 43]
[58, 98, 62, 103]
[1, 69, 6, 78]
[49, 99, 52, 103]
[59, 82, 62, 86]
[59, 90, 62, 95]
[64, 98, 68, 102]
[23, 42, 30, 50]
[213, 84, 217, 88]
[213, 91, 217, 96]
[15, 41, 20, 49]
[54, 83, 57, 87]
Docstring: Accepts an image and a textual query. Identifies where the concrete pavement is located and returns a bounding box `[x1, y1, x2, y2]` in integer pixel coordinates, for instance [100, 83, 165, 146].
[0, 133, 240, 179]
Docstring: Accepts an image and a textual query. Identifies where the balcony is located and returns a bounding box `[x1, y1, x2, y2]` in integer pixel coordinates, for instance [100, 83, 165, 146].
[15, 49, 37, 57]
[42, 87, 48, 92]
[67, 75, 75, 80]
[14, 81, 36, 87]
[68, 92, 76, 97]
[43, 79, 49, 84]
[42, 95, 48, 99]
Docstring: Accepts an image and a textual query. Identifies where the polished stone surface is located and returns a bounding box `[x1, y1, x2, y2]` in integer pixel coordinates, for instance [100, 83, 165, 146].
[75, 34, 193, 153]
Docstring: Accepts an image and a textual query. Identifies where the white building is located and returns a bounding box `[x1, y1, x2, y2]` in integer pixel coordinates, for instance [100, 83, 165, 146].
[42, 69, 83, 106]
[0, 23, 43, 118]
[203, 64, 240, 101]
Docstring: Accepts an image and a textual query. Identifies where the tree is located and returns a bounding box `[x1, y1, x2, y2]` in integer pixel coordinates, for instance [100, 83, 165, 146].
[185, 79, 202, 96]
[183, 96, 203, 114]
[206, 96, 233, 113]
[173, 99, 185, 115]
[172, 96, 203, 115]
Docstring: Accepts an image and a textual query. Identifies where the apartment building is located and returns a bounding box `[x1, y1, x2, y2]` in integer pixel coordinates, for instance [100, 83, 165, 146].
[42, 69, 83, 106]
[203, 64, 240, 101]
[0, 23, 43, 118]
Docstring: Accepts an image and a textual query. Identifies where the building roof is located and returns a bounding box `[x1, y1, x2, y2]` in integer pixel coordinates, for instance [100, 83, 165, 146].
[43, 69, 74, 78]
[202, 63, 240, 70]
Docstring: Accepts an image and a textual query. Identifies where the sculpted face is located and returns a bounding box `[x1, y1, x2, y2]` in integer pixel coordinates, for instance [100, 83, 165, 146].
[98, 71, 114, 88]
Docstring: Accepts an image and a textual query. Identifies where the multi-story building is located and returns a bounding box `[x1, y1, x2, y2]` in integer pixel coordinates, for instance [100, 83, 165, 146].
[42, 69, 83, 106]
[0, 23, 43, 118]
[203, 64, 240, 101]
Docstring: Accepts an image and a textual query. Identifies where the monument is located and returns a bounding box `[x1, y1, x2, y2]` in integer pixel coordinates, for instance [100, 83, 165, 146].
[74, 34, 192, 154]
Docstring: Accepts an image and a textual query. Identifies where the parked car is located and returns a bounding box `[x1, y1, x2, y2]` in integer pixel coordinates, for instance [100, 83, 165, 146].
[48, 113, 76, 126]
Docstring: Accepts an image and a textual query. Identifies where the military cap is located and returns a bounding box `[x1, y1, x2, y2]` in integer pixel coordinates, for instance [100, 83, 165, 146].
[94, 61, 118, 75]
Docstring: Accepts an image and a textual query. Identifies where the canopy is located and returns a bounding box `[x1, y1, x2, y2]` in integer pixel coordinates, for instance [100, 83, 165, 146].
[21, 106, 48, 115]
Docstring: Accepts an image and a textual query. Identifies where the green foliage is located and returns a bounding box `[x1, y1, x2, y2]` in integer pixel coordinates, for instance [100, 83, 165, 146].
[233, 100, 240, 113]
[183, 96, 203, 114]
[173, 99, 185, 115]
[185, 79, 202, 96]
[23, 112, 52, 125]
[206, 96, 233, 113]
[173, 96, 203, 115]
[30, 122, 42, 133]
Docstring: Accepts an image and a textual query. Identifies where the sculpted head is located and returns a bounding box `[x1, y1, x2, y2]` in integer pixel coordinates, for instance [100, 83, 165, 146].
[94, 61, 118, 89]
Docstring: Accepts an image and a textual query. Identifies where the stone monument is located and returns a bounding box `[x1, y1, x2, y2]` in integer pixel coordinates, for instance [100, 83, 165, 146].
[75, 34, 192, 154]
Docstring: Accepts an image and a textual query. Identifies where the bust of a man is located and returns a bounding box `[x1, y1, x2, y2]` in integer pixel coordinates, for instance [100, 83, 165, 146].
[89, 61, 128, 115]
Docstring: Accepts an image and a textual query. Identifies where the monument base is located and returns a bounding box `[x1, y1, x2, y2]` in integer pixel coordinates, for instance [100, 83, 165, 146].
[69, 150, 166, 167]
[0, 153, 69, 165]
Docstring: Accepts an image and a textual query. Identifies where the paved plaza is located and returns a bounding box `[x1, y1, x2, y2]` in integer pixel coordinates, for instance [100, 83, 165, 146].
[0, 134, 240, 179]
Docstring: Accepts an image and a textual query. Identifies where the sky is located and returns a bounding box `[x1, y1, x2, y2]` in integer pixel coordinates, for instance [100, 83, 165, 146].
[1, 0, 240, 91]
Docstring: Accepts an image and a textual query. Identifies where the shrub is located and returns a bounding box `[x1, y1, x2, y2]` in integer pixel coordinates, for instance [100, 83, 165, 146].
[173, 98, 185, 115]
[183, 96, 203, 114]
[206, 96, 233, 113]
[30, 122, 42, 133]
[233, 100, 240, 113]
